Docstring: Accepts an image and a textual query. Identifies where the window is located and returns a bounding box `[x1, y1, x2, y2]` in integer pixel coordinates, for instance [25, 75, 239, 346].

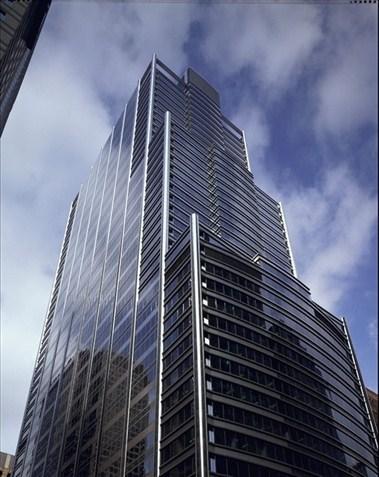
[210, 456, 217, 473]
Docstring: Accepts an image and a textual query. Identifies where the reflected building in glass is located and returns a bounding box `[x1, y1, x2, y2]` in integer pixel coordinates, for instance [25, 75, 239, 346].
[14, 56, 378, 477]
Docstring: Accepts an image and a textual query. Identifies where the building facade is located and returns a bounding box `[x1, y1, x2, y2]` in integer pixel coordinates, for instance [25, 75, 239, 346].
[0, 451, 15, 477]
[366, 389, 378, 433]
[14, 57, 378, 477]
[0, 0, 51, 135]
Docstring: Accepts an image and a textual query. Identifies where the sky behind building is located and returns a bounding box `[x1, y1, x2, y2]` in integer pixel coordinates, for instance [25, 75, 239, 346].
[1, 1, 377, 456]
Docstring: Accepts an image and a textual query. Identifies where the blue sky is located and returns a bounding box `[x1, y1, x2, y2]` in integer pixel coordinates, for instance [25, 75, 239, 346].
[1, 1, 377, 455]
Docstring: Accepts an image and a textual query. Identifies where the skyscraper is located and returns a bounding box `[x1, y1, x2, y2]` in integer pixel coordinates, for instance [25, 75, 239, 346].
[0, 0, 51, 135]
[14, 56, 378, 477]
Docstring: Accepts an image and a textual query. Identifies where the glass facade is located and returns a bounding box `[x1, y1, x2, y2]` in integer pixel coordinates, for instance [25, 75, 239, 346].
[14, 56, 378, 477]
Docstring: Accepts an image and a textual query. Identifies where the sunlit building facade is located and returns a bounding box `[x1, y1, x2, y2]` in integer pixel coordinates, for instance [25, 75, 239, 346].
[14, 56, 378, 477]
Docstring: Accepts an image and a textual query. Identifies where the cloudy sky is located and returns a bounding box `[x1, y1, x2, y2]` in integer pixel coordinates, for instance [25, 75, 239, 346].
[1, 1, 377, 455]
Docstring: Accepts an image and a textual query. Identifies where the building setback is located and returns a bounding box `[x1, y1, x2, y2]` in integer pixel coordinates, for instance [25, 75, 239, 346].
[14, 56, 378, 477]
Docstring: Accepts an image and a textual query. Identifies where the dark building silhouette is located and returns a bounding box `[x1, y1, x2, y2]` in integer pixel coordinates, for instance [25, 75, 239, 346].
[14, 57, 378, 477]
[0, 0, 51, 135]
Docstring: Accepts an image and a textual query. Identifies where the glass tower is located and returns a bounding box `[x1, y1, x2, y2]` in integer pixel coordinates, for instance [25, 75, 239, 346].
[14, 56, 378, 477]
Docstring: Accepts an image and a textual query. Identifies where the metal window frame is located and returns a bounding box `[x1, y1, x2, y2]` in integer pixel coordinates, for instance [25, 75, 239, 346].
[157, 111, 171, 472]
[342, 317, 378, 449]
[278, 201, 298, 278]
[190, 214, 209, 477]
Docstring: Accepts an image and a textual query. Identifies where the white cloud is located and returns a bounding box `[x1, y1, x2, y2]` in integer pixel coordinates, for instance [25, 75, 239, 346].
[3, 46, 111, 198]
[50, 2, 196, 107]
[315, 7, 378, 135]
[201, 4, 377, 136]
[232, 99, 269, 165]
[368, 319, 378, 350]
[282, 165, 377, 311]
[202, 4, 322, 96]
[232, 99, 282, 201]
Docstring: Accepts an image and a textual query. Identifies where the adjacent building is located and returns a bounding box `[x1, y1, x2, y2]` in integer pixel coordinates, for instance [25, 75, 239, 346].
[14, 57, 378, 477]
[0, 451, 15, 477]
[0, 0, 51, 135]
[366, 388, 378, 432]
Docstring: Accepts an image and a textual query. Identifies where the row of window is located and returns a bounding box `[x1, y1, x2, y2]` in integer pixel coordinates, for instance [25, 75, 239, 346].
[170, 127, 211, 175]
[162, 378, 193, 415]
[130, 359, 156, 400]
[127, 431, 154, 464]
[205, 291, 262, 314]
[210, 427, 351, 477]
[210, 454, 298, 477]
[161, 454, 195, 477]
[165, 260, 191, 298]
[97, 418, 124, 470]
[163, 334, 192, 370]
[207, 376, 372, 453]
[204, 294, 355, 387]
[209, 400, 347, 463]
[165, 279, 191, 313]
[128, 409, 152, 442]
[171, 156, 209, 192]
[165, 243, 191, 281]
[164, 314, 192, 351]
[208, 353, 337, 416]
[205, 278, 260, 306]
[163, 355, 193, 392]
[205, 300, 317, 371]
[203, 262, 260, 293]
[208, 331, 331, 397]
[162, 401, 194, 438]
[164, 297, 191, 332]
[161, 427, 194, 464]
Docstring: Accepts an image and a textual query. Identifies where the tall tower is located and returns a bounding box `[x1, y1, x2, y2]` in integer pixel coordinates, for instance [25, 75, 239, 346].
[0, 0, 51, 135]
[14, 56, 378, 477]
